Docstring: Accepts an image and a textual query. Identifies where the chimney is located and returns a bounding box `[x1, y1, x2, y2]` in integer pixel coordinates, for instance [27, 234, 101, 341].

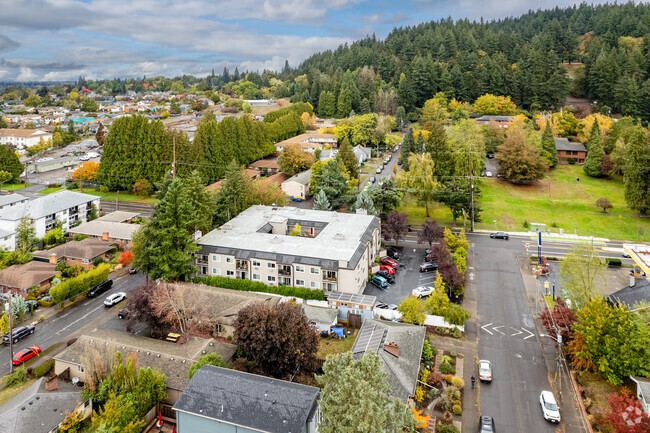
[383, 342, 399, 358]
[102, 232, 109, 241]
[49, 253, 57, 265]
[630, 275, 636, 287]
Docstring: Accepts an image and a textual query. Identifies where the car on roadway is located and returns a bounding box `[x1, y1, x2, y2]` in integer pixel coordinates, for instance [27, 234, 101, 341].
[490, 232, 509, 240]
[479, 360, 492, 382]
[129, 267, 138, 274]
[387, 246, 400, 259]
[3, 325, 35, 345]
[380, 257, 398, 268]
[485, 171, 493, 177]
[540, 390, 561, 423]
[12, 346, 41, 365]
[412, 286, 433, 298]
[104, 292, 127, 307]
[420, 262, 438, 273]
[479, 415, 495, 432]
[376, 166, 383, 174]
[87, 279, 113, 297]
[118, 308, 130, 319]
[370, 275, 389, 289]
[622, 251, 631, 258]
[379, 265, 395, 274]
[375, 270, 395, 284]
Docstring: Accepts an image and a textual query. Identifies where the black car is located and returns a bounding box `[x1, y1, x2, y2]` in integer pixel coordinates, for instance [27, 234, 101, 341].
[118, 308, 130, 319]
[420, 262, 438, 273]
[25, 300, 39, 311]
[129, 268, 138, 275]
[87, 279, 113, 298]
[479, 415, 495, 432]
[375, 270, 395, 284]
[3, 325, 35, 345]
[386, 246, 400, 260]
[490, 232, 509, 240]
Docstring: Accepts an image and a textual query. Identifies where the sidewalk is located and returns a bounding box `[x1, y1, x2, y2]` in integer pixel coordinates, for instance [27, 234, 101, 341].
[461, 243, 479, 432]
[518, 256, 590, 433]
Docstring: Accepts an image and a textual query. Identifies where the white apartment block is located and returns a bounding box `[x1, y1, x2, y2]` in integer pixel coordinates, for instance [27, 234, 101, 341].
[196, 206, 381, 294]
[0, 190, 101, 250]
[0, 128, 53, 149]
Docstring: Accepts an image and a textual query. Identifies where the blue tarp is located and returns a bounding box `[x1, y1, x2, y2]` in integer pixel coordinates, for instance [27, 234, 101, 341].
[331, 327, 344, 338]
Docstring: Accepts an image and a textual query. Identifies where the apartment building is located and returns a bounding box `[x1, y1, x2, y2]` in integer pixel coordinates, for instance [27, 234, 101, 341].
[196, 206, 381, 294]
[0, 128, 53, 149]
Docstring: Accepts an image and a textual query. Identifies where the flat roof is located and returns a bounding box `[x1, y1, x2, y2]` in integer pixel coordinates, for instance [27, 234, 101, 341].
[97, 210, 140, 222]
[198, 206, 379, 270]
[67, 220, 141, 240]
[624, 243, 650, 274]
[327, 291, 376, 306]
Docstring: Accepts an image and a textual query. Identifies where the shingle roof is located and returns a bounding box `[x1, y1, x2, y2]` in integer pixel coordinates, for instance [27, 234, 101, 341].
[0, 190, 98, 221]
[351, 318, 426, 402]
[249, 159, 280, 169]
[67, 219, 141, 241]
[0, 261, 57, 290]
[0, 128, 52, 138]
[608, 279, 650, 309]
[93, 210, 140, 222]
[0, 194, 28, 209]
[283, 169, 311, 186]
[261, 172, 291, 185]
[302, 304, 338, 326]
[33, 238, 115, 261]
[173, 365, 320, 433]
[54, 328, 237, 391]
[554, 138, 586, 152]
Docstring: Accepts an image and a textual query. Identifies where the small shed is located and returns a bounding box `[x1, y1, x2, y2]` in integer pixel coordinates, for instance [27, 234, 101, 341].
[327, 291, 376, 324]
[302, 304, 338, 333]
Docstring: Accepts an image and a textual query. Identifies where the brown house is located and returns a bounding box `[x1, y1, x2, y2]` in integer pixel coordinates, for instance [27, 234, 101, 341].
[0, 261, 58, 297]
[34, 238, 115, 269]
[248, 158, 280, 175]
[555, 138, 587, 164]
[67, 211, 141, 250]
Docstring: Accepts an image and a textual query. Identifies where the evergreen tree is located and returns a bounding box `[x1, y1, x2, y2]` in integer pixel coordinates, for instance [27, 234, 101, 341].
[15, 216, 36, 254]
[397, 73, 415, 113]
[214, 160, 253, 225]
[584, 120, 605, 177]
[400, 128, 415, 171]
[0, 144, 24, 180]
[425, 121, 452, 180]
[354, 190, 376, 215]
[336, 136, 359, 178]
[395, 106, 406, 129]
[313, 189, 332, 211]
[623, 127, 650, 214]
[541, 120, 558, 167]
[337, 88, 352, 118]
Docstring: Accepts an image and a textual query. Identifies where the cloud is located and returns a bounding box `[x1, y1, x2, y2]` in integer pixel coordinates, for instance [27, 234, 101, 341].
[0, 34, 20, 52]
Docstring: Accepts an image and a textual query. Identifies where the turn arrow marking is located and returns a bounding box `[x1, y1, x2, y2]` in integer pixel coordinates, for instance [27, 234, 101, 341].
[510, 327, 522, 337]
[522, 328, 535, 340]
[492, 326, 506, 335]
[480, 323, 493, 335]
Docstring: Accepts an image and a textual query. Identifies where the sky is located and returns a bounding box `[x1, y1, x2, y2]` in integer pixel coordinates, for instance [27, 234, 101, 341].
[0, 0, 608, 82]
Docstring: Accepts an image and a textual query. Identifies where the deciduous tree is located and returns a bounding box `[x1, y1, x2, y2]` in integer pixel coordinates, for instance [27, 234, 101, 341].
[539, 297, 577, 346]
[396, 153, 439, 217]
[398, 296, 426, 325]
[188, 353, 228, 379]
[418, 220, 444, 249]
[560, 243, 606, 310]
[0, 144, 23, 180]
[596, 197, 613, 213]
[278, 143, 314, 176]
[496, 124, 547, 184]
[72, 161, 99, 182]
[606, 390, 650, 433]
[15, 216, 36, 254]
[382, 211, 409, 246]
[336, 136, 359, 178]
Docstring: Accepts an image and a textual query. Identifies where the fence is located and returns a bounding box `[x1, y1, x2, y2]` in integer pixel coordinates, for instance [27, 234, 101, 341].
[374, 308, 465, 332]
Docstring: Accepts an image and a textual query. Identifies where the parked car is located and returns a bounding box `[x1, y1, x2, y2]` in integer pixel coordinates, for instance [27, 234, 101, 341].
[420, 262, 438, 273]
[118, 308, 130, 319]
[379, 265, 396, 274]
[479, 415, 495, 432]
[539, 390, 561, 423]
[104, 292, 127, 307]
[386, 304, 398, 310]
[412, 286, 433, 298]
[386, 246, 400, 259]
[3, 325, 35, 345]
[87, 279, 113, 297]
[490, 232, 509, 240]
[369, 176, 376, 184]
[380, 257, 398, 268]
[376, 166, 383, 174]
[129, 268, 138, 274]
[485, 171, 493, 177]
[370, 276, 389, 289]
[397, 160, 403, 165]
[375, 270, 395, 284]
[25, 299, 39, 311]
[479, 359, 492, 382]
[12, 346, 41, 365]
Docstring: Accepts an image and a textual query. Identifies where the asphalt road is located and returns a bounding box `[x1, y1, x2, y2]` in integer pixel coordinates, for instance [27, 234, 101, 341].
[0, 272, 145, 376]
[100, 199, 153, 216]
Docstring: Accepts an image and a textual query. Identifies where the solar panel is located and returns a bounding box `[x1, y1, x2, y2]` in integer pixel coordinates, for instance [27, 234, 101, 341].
[353, 322, 386, 355]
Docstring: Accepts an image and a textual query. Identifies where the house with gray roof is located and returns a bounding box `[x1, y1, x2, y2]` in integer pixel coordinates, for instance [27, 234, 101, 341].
[302, 304, 338, 333]
[608, 278, 650, 310]
[281, 169, 312, 200]
[173, 365, 320, 433]
[0, 194, 28, 211]
[554, 138, 587, 165]
[0, 190, 100, 249]
[34, 238, 115, 269]
[196, 205, 382, 294]
[351, 318, 426, 404]
[0, 227, 16, 251]
[67, 211, 141, 250]
[353, 145, 372, 163]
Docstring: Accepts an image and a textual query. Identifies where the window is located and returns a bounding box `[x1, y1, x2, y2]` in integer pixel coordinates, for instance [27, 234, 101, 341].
[226, 270, 234, 276]
[267, 263, 276, 269]
[268, 276, 276, 282]
[212, 254, 219, 262]
[296, 279, 305, 286]
[253, 274, 261, 281]
[226, 257, 233, 263]
[77, 365, 84, 373]
[310, 267, 319, 274]
[252, 260, 261, 267]
[310, 281, 320, 289]
[212, 268, 221, 275]
[295, 265, 305, 272]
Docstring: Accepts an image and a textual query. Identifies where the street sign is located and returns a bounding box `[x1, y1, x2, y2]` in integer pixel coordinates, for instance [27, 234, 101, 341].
[544, 281, 550, 289]
[525, 245, 530, 250]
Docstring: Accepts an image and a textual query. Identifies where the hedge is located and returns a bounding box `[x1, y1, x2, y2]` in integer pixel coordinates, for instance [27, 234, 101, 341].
[33, 359, 54, 377]
[194, 276, 326, 301]
[606, 258, 622, 267]
[38, 299, 55, 308]
[50, 263, 111, 304]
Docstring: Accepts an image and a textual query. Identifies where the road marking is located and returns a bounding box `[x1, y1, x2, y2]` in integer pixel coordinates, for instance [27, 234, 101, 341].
[480, 323, 493, 335]
[469, 272, 475, 281]
[56, 304, 104, 335]
[510, 327, 523, 337]
[522, 328, 535, 340]
[492, 326, 506, 335]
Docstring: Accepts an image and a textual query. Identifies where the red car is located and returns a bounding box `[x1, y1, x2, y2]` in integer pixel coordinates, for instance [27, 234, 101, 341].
[12, 346, 41, 365]
[380, 257, 398, 268]
[379, 264, 395, 274]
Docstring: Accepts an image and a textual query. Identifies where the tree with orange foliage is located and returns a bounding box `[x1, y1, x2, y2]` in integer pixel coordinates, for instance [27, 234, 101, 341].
[118, 251, 133, 267]
[411, 407, 430, 429]
[72, 161, 99, 181]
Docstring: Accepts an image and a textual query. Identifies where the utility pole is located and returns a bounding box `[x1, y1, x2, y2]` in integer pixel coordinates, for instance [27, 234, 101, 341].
[7, 294, 13, 373]
[172, 135, 176, 179]
[468, 144, 474, 232]
[79, 164, 83, 193]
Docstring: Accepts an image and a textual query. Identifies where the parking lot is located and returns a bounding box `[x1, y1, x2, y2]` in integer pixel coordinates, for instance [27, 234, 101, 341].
[363, 245, 437, 305]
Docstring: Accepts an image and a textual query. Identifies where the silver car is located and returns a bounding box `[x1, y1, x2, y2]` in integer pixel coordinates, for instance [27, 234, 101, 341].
[104, 292, 127, 307]
[479, 360, 492, 382]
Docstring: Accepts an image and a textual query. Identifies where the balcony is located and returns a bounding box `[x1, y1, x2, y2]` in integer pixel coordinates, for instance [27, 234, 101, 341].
[323, 271, 337, 282]
[279, 266, 291, 276]
[196, 255, 208, 265]
[236, 260, 249, 271]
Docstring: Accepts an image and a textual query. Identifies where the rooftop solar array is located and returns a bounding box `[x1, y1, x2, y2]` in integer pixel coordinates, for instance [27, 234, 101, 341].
[353, 322, 386, 356]
[327, 291, 377, 306]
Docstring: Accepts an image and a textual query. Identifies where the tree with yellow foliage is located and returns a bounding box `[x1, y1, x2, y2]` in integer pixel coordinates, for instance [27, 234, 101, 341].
[577, 114, 613, 144]
[72, 161, 100, 181]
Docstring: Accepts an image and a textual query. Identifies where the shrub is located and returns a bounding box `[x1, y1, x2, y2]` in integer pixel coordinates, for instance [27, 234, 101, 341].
[427, 372, 443, 387]
[72, 234, 88, 241]
[442, 411, 453, 425]
[37, 314, 44, 323]
[440, 355, 455, 365]
[420, 370, 429, 383]
[49, 263, 111, 304]
[445, 374, 453, 383]
[606, 258, 622, 267]
[195, 276, 325, 300]
[451, 376, 465, 389]
[133, 178, 153, 196]
[33, 360, 54, 378]
[431, 346, 439, 357]
[439, 361, 455, 375]
[99, 185, 109, 193]
[429, 388, 439, 398]
[452, 405, 462, 415]
[449, 350, 457, 357]
[551, 222, 559, 228]
[414, 386, 424, 403]
[221, 106, 238, 113]
[523, 220, 530, 228]
[66, 182, 79, 190]
[38, 299, 55, 308]
[5, 366, 27, 387]
[93, 256, 104, 267]
[436, 326, 450, 335]
[437, 424, 459, 433]
[421, 339, 434, 364]
[450, 327, 462, 338]
[568, 158, 576, 165]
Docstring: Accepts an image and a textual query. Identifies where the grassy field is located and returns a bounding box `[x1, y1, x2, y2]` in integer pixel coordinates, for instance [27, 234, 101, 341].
[0, 377, 37, 407]
[399, 165, 650, 241]
[317, 332, 357, 361]
[77, 188, 158, 204]
[1, 183, 29, 192]
[38, 187, 64, 195]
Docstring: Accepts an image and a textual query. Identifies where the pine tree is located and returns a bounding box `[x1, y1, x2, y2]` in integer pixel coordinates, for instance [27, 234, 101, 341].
[395, 106, 406, 129]
[337, 88, 352, 118]
[623, 127, 650, 215]
[401, 128, 415, 171]
[425, 121, 452, 179]
[541, 120, 558, 167]
[336, 136, 359, 178]
[397, 73, 416, 113]
[214, 160, 253, 225]
[354, 190, 376, 215]
[584, 119, 605, 177]
[314, 189, 332, 211]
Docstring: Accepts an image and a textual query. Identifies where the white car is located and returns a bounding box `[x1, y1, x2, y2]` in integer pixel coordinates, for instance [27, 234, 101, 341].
[540, 390, 561, 423]
[104, 292, 126, 307]
[479, 360, 492, 382]
[485, 171, 493, 177]
[412, 286, 433, 298]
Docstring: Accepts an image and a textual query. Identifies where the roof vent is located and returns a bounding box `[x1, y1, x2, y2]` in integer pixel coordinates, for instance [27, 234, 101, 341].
[271, 236, 282, 244]
[333, 233, 345, 240]
[146, 352, 150, 355]
[170, 357, 174, 361]
[182, 360, 186, 363]
[156, 354, 160, 358]
[35, 396, 40, 400]
[21, 407, 25, 411]
[209, 342, 214, 346]
[202, 350, 206, 354]
[28, 401, 33, 405]
[222, 223, 233, 231]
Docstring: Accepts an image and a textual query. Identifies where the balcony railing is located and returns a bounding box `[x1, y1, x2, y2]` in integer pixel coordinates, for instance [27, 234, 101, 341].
[236, 262, 249, 271]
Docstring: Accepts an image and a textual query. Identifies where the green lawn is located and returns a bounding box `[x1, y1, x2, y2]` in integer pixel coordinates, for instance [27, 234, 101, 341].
[77, 188, 158, 204]
[399, 165, 650, 241]
[1, 183, 29, 192]
[38, 187, 64, 195]
[317, 333, 357, 361]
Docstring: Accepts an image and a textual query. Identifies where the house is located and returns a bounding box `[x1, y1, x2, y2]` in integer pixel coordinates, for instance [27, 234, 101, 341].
[353, 145, 372, 163]
[248, 158, 280, 175]
[0, 190, 101, 249]
[327, 291, 376, 324]
[260, 172, 290, 187]
[0, 128, 53, 149]
[34, 238, 115, 269]
[351, 318, 426, 404]
[173, 365, 321, 433]
[319, 148, 337, 162]
[206, 169, 261, 193]
[196, 205, 381, 294]
[0, 377, 87, 433]
[67, 211, 141, 250]
[53, 328, 237, 404]
[0, 228, 15, 251]
[281, 169, 311, 200]
[630, 376, 650, 414]
[275, 133, 337, 153]
[0, 261, 58, 297]
[0, 194, 28, 211]
[302, 304, 338, 333]
[608, 278, 650, 310]
[554, 138, 587, 165]
[474, 115, 514, 128]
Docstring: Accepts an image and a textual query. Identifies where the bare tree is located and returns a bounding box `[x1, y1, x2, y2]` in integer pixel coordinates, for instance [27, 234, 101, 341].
[149, 282, 218, 335]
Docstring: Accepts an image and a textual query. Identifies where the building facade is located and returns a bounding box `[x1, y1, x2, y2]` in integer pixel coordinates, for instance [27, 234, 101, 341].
[196, 206, 381, 294]
[0, 128, 53, 149]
